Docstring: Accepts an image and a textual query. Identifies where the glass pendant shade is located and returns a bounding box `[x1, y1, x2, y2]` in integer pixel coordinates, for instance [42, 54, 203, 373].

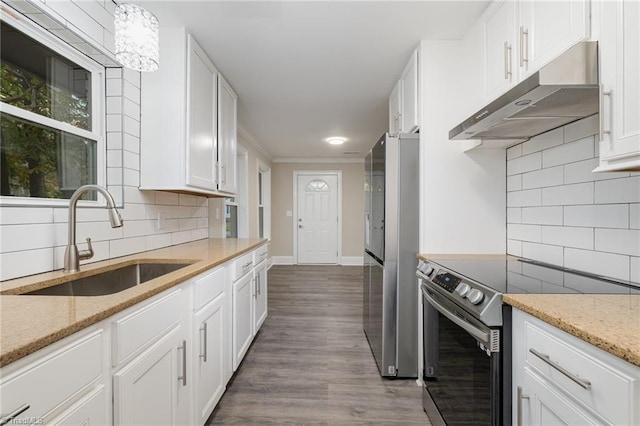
[114, 4, 159, 72]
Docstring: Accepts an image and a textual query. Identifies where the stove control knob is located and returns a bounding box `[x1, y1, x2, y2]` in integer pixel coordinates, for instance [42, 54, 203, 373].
[455, 283, 471, 298]
[467, 289, 485, 305]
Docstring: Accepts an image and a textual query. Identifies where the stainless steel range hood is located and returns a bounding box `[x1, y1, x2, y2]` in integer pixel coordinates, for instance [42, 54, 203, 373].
[449, 42, 598, 144]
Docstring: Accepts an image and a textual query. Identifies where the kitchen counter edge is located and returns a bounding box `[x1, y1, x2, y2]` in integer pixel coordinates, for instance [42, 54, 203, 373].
[0, 238, 268, 368]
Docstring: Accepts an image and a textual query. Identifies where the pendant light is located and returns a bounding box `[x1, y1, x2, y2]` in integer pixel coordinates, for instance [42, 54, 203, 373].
[114, 4, 159, 72]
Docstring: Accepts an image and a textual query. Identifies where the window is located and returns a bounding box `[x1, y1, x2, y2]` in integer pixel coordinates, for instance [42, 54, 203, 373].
[305, 179, 330, 192]
[0, 18, 104, 203]
[225, 197, 238, 238]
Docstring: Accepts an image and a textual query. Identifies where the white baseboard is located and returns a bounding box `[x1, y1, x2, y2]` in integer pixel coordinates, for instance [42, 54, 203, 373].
[271, 256, 294, 265]
[340, 256, 363, 266]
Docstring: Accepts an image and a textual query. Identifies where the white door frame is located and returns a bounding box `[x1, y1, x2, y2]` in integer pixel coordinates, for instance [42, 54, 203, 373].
[292, 170, 342, 265]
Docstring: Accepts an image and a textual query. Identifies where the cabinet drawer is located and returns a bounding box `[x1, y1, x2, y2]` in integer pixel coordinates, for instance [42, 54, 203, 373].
[230, 251, 254, 282]
[524, 319, 638, 425]
[193, 266, 225, 311]
[0, 330, 103, 422]
[254, 244, 268, 266]
[112, 289, 184, 366]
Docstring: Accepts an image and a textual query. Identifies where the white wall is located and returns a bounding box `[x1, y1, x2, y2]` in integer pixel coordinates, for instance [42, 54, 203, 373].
[0, 0, 209, 281]
[419, 30, 506, 254]
[506, 115, 640, 283]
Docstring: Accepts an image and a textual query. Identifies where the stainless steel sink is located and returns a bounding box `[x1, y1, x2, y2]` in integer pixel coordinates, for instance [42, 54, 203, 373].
[24, 262, 193, 296]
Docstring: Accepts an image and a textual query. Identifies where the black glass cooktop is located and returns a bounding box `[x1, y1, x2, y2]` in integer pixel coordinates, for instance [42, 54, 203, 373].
[429, 256, 640, 295]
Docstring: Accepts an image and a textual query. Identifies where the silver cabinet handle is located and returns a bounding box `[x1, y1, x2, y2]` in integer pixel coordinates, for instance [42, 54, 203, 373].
[257, 274, 261, 295]
[517, 386, 529, 426]
[199, 322, 207, 362]
[221, 163, 226, 185]
[0, 404, 30, 426]
[178, 340, 187, 386]
[519, 26, 529, 68]
[397, 112, 402, 133]
[253, 277, 258, 298]
[504, 41, 510, 80]
[529, 348, 591, 390]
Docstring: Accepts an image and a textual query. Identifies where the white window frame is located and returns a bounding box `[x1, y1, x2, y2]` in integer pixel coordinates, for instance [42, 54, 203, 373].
[0, 14, 106, 207]
[236, 144, 249, 238]
[257, 159, 271, 240]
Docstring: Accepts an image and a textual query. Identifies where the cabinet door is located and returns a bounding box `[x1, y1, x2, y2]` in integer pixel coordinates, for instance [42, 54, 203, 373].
[218, 75, 238, 194]
[597, 0, 640, 171]
[232, 273, 253, 371]
[522, 368, 607, 426]
[253, 261, 268, 334]
[113, 325, 189, 426]
[389, 80, 402, 134]
[194, 294, 226, 425]
[483, 0, 517, 101]
[186, 35, 218, 190]
[400, 50, 419, 133]
[518, 0, 589, 78]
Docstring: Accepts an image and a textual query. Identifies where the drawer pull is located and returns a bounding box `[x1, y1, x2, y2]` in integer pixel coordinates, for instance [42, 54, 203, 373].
[0, 404, 30, 426]
[178, 340, 187, 386]
[529, 348, 592, 390]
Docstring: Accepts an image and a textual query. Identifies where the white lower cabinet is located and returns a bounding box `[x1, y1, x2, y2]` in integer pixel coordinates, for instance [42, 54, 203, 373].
[0, 329, 106, 425]
[253, 259, 268, 334]
[113, 325, 189, 426]
[193, 293, 226, 424]
[0, 244, 269, 426]
[232, 271, 254, 371]
[513, 308, 640, 426]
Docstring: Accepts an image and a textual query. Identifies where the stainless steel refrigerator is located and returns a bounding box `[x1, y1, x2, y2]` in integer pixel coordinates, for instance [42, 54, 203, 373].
[363, 133, 419, 378]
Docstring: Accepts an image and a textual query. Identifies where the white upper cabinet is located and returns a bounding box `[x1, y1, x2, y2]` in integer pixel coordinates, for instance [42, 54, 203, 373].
[187, 35, 218, 191]
[595, 0, 640, 172]
[482, 0, 590, 102]
[217, 75, 238, 194]
[141, 27, 238, 196]
[389, 80, 402, 135]
[483, 0, 517, 101]
[388, 49, 419, 134]
[517, 0, 589, 79]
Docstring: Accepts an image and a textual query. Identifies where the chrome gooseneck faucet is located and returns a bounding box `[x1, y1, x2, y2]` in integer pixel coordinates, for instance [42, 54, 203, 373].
[64, 185, 123, 273]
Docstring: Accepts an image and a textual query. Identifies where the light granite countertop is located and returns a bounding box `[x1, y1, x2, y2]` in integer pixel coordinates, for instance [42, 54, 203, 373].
[0, 238, 267, 368]
[504, 294, 640, 368]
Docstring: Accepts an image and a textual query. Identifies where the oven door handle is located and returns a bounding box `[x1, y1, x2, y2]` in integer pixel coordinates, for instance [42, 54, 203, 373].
[423, 288, 490, 345]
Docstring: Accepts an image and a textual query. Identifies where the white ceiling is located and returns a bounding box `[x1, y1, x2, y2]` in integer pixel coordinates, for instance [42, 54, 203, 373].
[141, 1, 490, 160]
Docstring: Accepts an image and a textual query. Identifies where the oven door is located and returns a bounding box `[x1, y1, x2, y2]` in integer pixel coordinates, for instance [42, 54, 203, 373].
[421, 283, 502, 426]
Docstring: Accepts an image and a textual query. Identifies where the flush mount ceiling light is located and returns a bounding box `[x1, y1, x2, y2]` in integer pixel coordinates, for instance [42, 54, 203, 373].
[115, 4, 159, 72]
[326, 137, 346, 145]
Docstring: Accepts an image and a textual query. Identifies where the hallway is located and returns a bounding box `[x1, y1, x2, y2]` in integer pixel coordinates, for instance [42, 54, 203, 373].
[207, 265, 427, 425]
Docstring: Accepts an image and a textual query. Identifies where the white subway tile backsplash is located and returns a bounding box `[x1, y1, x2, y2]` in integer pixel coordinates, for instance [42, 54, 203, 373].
[564, 204, 629, 228]
[106, 76, 122, 97]
[179, 218, 197, 231]
[156, 192, 180, 205]
[541, 226, 593, 250]
[0, 207, 53, 225]
[123, 68, 141, 88]
[564, 272, 630, 294]
[107, 132, 122, 150]
[631, 204, 640, 229]
[107, 149, 122, 168]
[71, 0, 113, 31]
[507, 144, 522, 160]
[123, 80, 141, 104]
[563, 115, 598, 143]
[507, 175, 522, 192]
[507, 208, 522, 224]
[0, 248, 53, 281]
[1, 224, 55, 252]
[542, 182, 593, 206]
[542, 136, 594, 168]
[509, 224, 541, 243]
[595, 229, 640, 256]
[191, 228, 208, 240]
[564, 158, 599, 184]
[106, 114, 122, 132]
[106, 67, 122, 79]
[123, 220, 157, 238]
[564, 248, 629, 281]
[123, 116, 140, 138]
[123, 133, 140, 154]
[507, 189, 542, 207]
[631, 257, 640, 284]
[123, 151, 139, 171]
[123, 168, 140, 187]
[171, 230, 193, 245]
[109, 236, 146, 258]
[595, 177, 640, 204]
[106, 97, 122, 114]
[521, 207, 563, 225]
[522, 263, 564, 286]
[522, 242, 563, 265]
[507, 271, 542, 292]
[522, 166, 563, 189]
[522, 127, 563, 155]
[123, 98, 140, 120]
[507, 152, 541, 176]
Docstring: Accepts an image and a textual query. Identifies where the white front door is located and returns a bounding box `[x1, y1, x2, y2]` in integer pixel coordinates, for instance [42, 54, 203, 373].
[296, 174, 339, 264]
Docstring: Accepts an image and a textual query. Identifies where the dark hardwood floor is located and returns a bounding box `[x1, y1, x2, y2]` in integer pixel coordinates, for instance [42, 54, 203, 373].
[207, 265, 429, 425]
